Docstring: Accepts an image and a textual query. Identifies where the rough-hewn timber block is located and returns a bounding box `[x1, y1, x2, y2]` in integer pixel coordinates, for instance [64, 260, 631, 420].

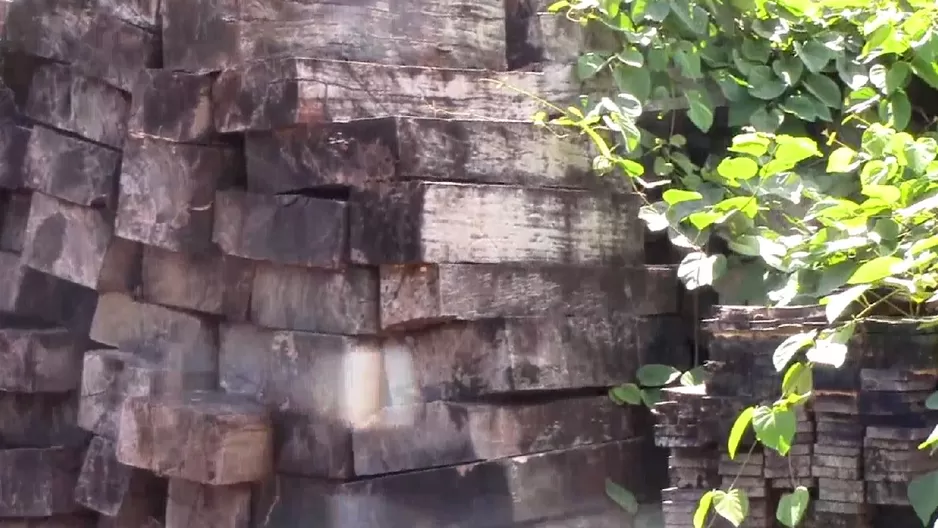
[22, 193, 140, 292]
[141, 246, 254, 321]
[97, 0, 160, 30]
[253, 439, 646, 528]
[0, 391, 88, 447]
[116, 392, 273, 485]
[128, 70, 214, 143]
[382, 315, 636, 401]
[0, 122, 30, 189]
[250, 263, 378, 335]
[0, 326, 81, 393]
[352, 397, 639, 476]
[0, 251, 98, 331]
[350, 182, 642, 266]
[213, 190, 348, 268]
[220, 324, 384, 478]
[166, 479, 250, 528]
[378, 263, 634, 330]
[162, 0, 505, 73]
[213, 58, 576, 132]
[74, 436, 165, 518]
[505, 0, 587, 68]
[115, 135, 241, 254]
[24, 64, 129, 149]
[0, 190, 30, 252]
[88, 294, 217, 384]
[0, 516, 98, 528]
[5, 1, 159, 91]
[23, 125, 121, 208]
[0, 447, 83, 517]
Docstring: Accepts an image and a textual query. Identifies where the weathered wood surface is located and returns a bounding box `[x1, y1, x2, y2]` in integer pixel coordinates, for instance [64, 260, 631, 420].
[213, 58, 577, 132]
[214, 190, 348, 268]
[0, 122, 30, 189]
[0, 516, 97, 528]
[0, 447, 83, 517]
[97, 0, 160, 30]
[860, 368, 938, 392]
[0, 251, 98, 331]
[244, 117, 598, 193]
[22, 193, 141, 292]
[116, 392, 273, 485]
[141, 246, 254, 321]
[505, 0, 586, 68]
[24, 125, 121, 208]
[253, 439, 646, 528]
[250, 263, 379, 335]
[382, 315, 636, 400]
[350, 182, 642, 266]
[74, 436, 165, 518]
[0, 391, 88, 447]
[166, 479, 251, 528]
[352, 397, 639, 476]
[0, 326, 80, 393]
[128, 70, 214, 142]
[378, 263, 636, 330]
[162, 0, 506, 73]
[0, 191, 29, 253]
[24, 63, 130, 149]
[116, 135, 241, 254]
[5, 1, 159, 91]
[88, 294, 218, 391]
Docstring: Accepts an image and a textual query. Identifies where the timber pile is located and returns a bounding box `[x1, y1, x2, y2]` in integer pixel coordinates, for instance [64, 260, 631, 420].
[0, 0, 684, 526]
[653, 308, 938, 528]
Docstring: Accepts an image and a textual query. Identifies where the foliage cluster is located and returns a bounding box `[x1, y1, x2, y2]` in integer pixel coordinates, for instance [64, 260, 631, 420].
[538, 0, 938, 525]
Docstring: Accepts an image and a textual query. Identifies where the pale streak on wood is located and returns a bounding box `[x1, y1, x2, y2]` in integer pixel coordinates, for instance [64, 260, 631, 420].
[128, 69, 215, 143]
[212, 58, 578, 132]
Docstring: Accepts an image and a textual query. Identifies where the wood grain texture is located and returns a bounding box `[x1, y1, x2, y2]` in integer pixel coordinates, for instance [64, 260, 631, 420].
[352, 397, 639, 476]
[0, 251, 99, 331]
[351, 182, 643, 266]
[141, 246, 254, 321]
[0, 190, 30, 252]
[22, 192, 140, 292]
[212, 58, 577, 132]
[505, 0, 586, 69]
[213, 190, 348, 269]
[116, 135, 241, 254]
[0, 391, 89, 448]
[23, 125, 121, 208]
[0, 447, 83, 517]
[116, 391, 273, 485]
[0, 327, 80, 393]
[378, 263, 636, 330]
[88, 293, 218, 391]
[162, 0, 505, 73]
[0, 516, 97, 528]
[128, 69, 215, 143]
[24, 63, 129, 148]
[0, 122, 30, 189]
[74, 436, 165, 518]
[219, 324, 385, 478]
[96, 0, 161, 30]
[250, 263, 379, 335]
[5, 0, 159, 91]
[382, 315, 637, 400]
[253, 440, 647, 528]
[166, 479, 251, 528]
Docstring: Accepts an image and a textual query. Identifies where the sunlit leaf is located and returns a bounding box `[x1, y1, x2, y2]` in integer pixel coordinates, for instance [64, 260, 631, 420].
[605, 479, 639, 514]
[637, 364, 682, 386]
[728, 407, 754, 460]
[776, 487, 810, 527]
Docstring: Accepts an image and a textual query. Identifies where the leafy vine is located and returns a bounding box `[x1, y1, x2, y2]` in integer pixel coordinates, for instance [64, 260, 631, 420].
[536, 0, 938, 526]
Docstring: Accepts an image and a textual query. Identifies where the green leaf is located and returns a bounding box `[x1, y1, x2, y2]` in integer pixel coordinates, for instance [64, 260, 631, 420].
[926, 391, 938, 410]
[802, 73, 842, 108]
[773, 55, 805, 86]
[753, 406, 796, 455]
[748, 67, 788, 100]
[727, 407, 754, 460]
[773, 330, 817, 372]
[663, 189, 703, 205]
[713, 70, 749, 102]
[906, 138, 938, 174]
[751, 106, 784, 132]
[637, 364, 682, 386]
[643, 0, 671, 21]
[919, 425, 938, 451]
[776, 487, 810, 527]
[669, 0, 710, 36]
[774, 135, 821, 165]
[779, 94, 819, 121]
[885, 91, 912, 130]
[674, 45, 703, 79]
[641, 388, 663, 406]
[717, 157, 759, 180]
[729, 133, 772, 157]
[782, 362, 813, 397]
[836, 56, 868, 90]
[794, 40, 834, 73]
[807, 324, 855, 368]
[613, 66, 652, 102]
[742, 39, 771, 63]
[680, 366, 712, 386]
[605, 479, 639, 514]
[610, 383, 643, 405]
[639, 202, 670, 232]
[870, 64, 888, 92]
[688, 211, 726, 230]
[714, 196, 758, 218]
[886, 62, 912, 94]
[847, 256, 904, 284]
[908, 471, 938, 526]
[862, 184, 900, 204]
[826, 147, 858, 173]
[694, 491, 714, 528]
[577, 52, 608, 80]
[686, 89, 715, 132]
[678, 252, 727, 290]
[714, 489, 749, 527]
[823, 284, 870, 323]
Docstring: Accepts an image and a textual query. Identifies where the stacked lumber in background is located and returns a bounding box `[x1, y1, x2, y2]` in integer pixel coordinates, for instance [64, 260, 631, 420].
[0, 0, 687, 526]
